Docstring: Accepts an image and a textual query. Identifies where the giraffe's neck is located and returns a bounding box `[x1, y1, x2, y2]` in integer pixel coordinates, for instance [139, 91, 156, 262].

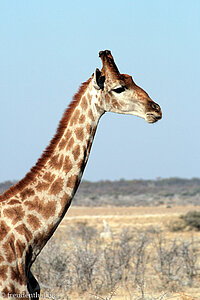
[1, 77, 104, 261]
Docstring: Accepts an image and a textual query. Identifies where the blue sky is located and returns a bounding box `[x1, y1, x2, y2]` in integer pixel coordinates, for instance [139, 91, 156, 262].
[0, 0, 200, 182]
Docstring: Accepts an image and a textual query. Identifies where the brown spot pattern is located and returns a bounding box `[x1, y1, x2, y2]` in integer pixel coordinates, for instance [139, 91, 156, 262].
[43, 172, 56, 182]
[49, 177, 64, 195]
[20, 188, 35, 201]
[80, 96, 88, 110]
[67, 175, 77, 188]
[79, 114, 86, 124]
[87, 93, 92, 101]
[77, 158, 84, 169]
[49, 154, 64, 170]
[60, 193, 71, 215]
[88, 109, 95, 121]
[2, 283, 21, 294]
[33, 232, 46, 249]
[72, 145, 81, 161]
[35, 180, 49, 192]
[24, 197, 56, 220]
[8, 199, 21, 205]
[0, 221, 10, 241]
[27, 214, 41, 230]
[86, 123, 92, 135]
[65, 129, 72, 140]
[105, 94, 111, 103]
[42, 201, 56, 219]
[24, 196, 38, 211]
[63, 156, 72, 173]
[35, 172, 56, 192]
[70, 109, 80, 125]
[11, 265, 25, 284]
[74, 109, 80, 119]
[66, 137, 74, 150]
[16, 239, 26, 258]
[15, 224, 33, 241]
[58, 137, 67, 150]
[3, 234, 15, 263]
[0, 266, 8, 280]
[3, 206, 25, 225]
[75, 127, 84, 141]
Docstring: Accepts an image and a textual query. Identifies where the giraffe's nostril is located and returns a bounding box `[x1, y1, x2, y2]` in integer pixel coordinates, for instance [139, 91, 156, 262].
[151, 103, 160, 112]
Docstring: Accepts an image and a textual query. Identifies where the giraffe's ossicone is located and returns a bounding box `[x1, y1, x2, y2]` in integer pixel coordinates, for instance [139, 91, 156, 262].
[0, 50, 162, 299]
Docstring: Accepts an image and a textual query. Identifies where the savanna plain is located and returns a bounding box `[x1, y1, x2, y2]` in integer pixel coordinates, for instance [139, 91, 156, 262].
[32, 205, 200, 300]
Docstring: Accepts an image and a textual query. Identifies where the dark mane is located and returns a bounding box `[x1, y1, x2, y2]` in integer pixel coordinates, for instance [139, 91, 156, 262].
[0, 77, 92, 200]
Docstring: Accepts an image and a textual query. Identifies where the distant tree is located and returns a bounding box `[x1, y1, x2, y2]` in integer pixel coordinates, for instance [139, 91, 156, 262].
[0, 181, 16, 194]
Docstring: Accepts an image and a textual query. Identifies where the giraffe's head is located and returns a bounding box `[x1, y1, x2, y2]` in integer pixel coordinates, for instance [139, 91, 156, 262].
[92, 50, 162, 123]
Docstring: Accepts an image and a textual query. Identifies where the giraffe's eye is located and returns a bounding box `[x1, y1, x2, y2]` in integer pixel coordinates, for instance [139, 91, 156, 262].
[112, 86, 126, 93]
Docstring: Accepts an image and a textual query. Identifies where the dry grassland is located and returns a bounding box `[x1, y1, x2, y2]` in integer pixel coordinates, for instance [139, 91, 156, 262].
[60, 205, 200, 241]
[37, 205, 200, 300]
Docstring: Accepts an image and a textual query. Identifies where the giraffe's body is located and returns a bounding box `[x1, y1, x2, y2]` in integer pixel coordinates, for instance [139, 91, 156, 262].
[0, 50, 162, 298]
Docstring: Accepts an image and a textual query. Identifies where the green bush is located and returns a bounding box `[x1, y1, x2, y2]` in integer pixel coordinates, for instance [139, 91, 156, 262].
[180, 211, 200, 230]
[168, 218, 186, 232]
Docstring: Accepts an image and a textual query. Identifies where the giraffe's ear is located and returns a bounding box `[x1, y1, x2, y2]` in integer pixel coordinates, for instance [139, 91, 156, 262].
[93, 68, 105, 90]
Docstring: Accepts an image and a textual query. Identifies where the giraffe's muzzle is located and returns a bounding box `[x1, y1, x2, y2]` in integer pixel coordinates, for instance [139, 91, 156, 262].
[145, 102, 162, 123]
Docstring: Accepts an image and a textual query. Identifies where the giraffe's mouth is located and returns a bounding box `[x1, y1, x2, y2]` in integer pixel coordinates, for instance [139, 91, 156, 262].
[145, 112, 162, 124]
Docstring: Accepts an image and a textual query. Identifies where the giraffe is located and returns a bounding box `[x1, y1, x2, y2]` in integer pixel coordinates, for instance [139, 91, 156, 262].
[0, 50, 162, 299]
